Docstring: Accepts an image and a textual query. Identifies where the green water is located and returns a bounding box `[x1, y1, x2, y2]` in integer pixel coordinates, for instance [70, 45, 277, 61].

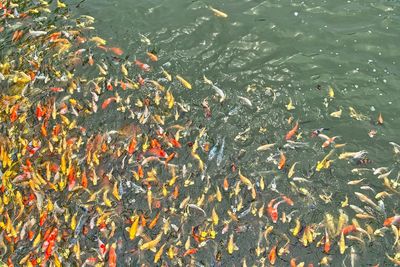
[71, 0, 400, 265]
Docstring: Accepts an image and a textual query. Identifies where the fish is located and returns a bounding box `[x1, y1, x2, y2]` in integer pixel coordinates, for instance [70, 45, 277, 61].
[237, 96, 252, 107]
[285, 97, 296, 110]
[203, 75, 226, 102]
[134, 59, 150, 72]
[176, 75, 192, 89]
[328, 86, 335, 98]
[278, 151, 286, 170]
[354, 192, 380, 211]
[316, 149, 335, 171]
[208, 6, 228, 18]
[267, 198, 285, 223]
[288, 162, 298, 178]
[146, 51, 158, 62]
[216, 137, 225, 167]
[257, 143, 276, 151]
[377, 113, 383, 125]
[285, 121, 299, 140]
[330, 109, 342, 118]
[384, 215, 400, 226]
[208, 138, 220, 160]
[318, 134, 340, 148]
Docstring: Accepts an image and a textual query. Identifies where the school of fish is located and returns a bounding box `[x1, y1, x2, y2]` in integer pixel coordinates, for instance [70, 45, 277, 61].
[0, 1, 399, 266]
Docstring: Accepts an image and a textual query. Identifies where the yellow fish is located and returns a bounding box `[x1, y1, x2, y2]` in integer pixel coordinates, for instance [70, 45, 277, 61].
[328, 86, 334, 98]
[176, 75, 192, 89]
[285, 97, 295, 110]
[129, 216, 139, 240]
[140, 232, 162, 250]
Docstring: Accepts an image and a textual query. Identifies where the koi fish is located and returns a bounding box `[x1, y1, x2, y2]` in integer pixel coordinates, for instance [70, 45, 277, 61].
[216, 137, 225, 166]
[134, 59, 150, 72]
[208, 6, 228, 18]
[267, 198, 285, 223]
[101, 97, 117, 109]
[384, 215, 400, 226]
[278, 152, 286, 170]
[285, 121, 299, 140]
[176, 75, 192, 89]
[146, 51, 158, 61]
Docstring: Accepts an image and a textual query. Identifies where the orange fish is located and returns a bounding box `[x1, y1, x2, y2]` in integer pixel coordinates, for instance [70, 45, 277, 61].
[223, 177, 229, 191]
[36, 103, 44, 121]
[383, 215, 400, 226]
[165, 152, 176, 168]
[81, 170, 88, 188]
[108, 243, 117, 267]
[322, 136, 339, 148]
[278, 152, 286, 170]
[285, 121, 299, 140]
[101, 97, 117, 109]
[10, 104, 19, 122]
[342, 225, 356, 235]
[109, 47, 124, 56]
[324, 230, 330, 253]
[67, 165, 76, 191]
[280, 194, 294, 206]
[88, 53, 94, 66]
[127, 137, 137, 155]
[268, 245, 277, 265]
[148, 212, 160, 229]
[146, 51, 158, 62]
[134, 59, 150, 72]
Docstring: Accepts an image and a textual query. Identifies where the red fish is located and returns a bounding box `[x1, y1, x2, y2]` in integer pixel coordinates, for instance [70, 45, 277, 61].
[148, 147, 167, 158]
[285, 121, 299, 140]
[267, 198, 285, 223]
[183, 248, 198, 257]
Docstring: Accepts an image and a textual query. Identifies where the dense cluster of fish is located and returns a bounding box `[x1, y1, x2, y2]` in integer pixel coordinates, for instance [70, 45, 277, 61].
[0, 1, 399, 266]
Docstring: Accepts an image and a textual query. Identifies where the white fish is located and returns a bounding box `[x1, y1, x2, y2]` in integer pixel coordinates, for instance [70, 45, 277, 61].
[237, 96, 252, 107]
[256, 143, 275, 151]
[203, 75, 226, 102]
[29, 30, 47, 37]
[212, 84, 226, 102]
[389, 142, 400, 154]
[216, 137, 225, 166]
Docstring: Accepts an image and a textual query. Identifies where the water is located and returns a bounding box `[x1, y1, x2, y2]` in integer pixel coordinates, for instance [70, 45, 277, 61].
[1, 0, 399, 266]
